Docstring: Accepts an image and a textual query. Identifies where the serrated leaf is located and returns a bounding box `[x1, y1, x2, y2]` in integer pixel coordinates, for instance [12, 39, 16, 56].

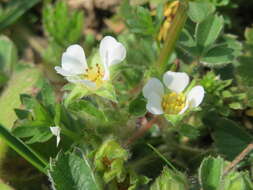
[179, 124, 199, 139]
[188, 1, 215, 23]
[121, 2, 155, 36]
[95, 84, 118, 103]
[69, 100, 106, 121]
[43, 1, 84, 47]
[50, 152, 102, 190]
[198, 156, 224, 190]
[196, 14, 224, 50]
[12, 121, 53, 144]
[200, 44, 234, 67]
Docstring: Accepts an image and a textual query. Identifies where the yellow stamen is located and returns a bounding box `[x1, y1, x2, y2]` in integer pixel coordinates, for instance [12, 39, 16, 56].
[162, 92, 186, 114]
[82, 64, 104, 87]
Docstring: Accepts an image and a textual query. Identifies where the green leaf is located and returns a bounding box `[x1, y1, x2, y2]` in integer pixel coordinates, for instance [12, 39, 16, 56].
[50, 152, 102, 190]
[129, 94, 147, 117]
[14, 109, 30, 120]
[198, 156, 224, 190]
[188, 1, 215, 23]
[43, 1, 84, 47]
[0, 35, 17, 75]
[69, 100, 106, 121]
[0, 0, 40, 31]
[203, 114, 253, 160]
[0, 125, 47, 174]
[210, 0, 230, 6]
[196, 14, 224, 49]
[95, 84, 118, 103]
[121, 2, 155, 36]
[164, 114, 184, 127]
[245, 27, 253, 44]
[0, 68, 42, 129]
[200, 44, 234, 67]
[12, 121, 53, 144]
[0, 68, 41, 162]
[36, 80, 56, 106]
[64, 84, 90, 107]
[179, 124, 199, 139]
[237, 56, 253, 85]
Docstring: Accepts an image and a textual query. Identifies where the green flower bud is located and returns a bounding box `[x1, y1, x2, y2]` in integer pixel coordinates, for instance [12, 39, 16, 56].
[150, 167, 188, 190]
[222, 171, 253, 190]
[94, 139, 129, 183]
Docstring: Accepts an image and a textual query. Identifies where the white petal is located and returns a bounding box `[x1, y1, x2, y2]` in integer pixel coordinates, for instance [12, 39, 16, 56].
[50, 126, 61, 147]
[61, 45, 87, 75]
[146, 92, 164, 115]
[55, 66, 75, 77]
[102, 64, 110, 81]
[163, 71, 190, 93]
[66, 77, 97, 88]
[142, 78, 164, 99]
[66, 76, 82, 83]
[99, 36, 126, 67]
[79, 80, 97, 89]
[187, 85, 205, 108]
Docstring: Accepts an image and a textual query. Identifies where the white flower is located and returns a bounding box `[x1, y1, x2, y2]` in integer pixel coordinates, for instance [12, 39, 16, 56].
[55, 36, 126, 88]
[50, 126, 61, 147]
[142, 71, 205, 115]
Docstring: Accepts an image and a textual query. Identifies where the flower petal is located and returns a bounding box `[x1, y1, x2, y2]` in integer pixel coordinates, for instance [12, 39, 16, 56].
[142, 78, 164, 99]
[66, 77, 97, 88]
[146, 92, 164, 115]
[102, 64, 110, 81]
[163, 71, 190, 93]
[79, 80, 97, 89]
[99, 36, 126, 67]
[50, 126, 61, 147]
[187, 85, 205, 108]
[61, 45, 87, 75]
[55, 66, 75, 77]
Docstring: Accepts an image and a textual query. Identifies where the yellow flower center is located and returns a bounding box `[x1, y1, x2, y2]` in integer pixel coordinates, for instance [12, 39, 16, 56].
[82, 64, 104, 87]
[162, 92, 186, 114]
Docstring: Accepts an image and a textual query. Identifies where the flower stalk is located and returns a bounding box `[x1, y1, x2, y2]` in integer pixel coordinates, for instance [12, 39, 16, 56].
[156, 0, 188, 75]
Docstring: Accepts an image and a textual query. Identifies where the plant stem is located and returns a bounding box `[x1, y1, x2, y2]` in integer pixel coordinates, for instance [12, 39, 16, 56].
[147, 143, 178, 172]
[223, 142, 253, 176]
[124, 116, 159, 147]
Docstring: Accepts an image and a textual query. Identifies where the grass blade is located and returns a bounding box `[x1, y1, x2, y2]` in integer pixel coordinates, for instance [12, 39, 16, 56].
[0, 125, 47, 174]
